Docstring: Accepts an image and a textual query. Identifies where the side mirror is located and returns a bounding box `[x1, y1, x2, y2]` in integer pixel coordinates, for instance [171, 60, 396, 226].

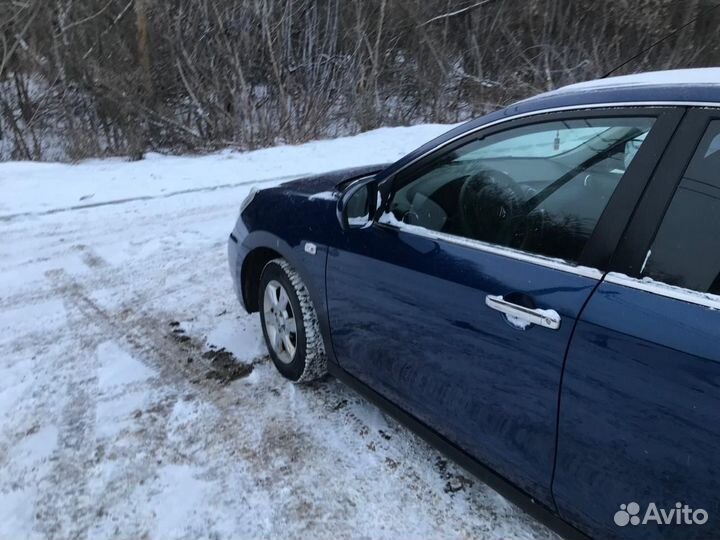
[337, 176, 379, 230]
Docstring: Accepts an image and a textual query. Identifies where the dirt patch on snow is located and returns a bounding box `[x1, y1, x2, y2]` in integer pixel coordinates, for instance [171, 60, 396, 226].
[167, 321, 260, 384]
[201, 348, 254, 382]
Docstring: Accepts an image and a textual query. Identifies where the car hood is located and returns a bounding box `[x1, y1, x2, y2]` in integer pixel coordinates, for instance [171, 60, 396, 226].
[276, 164, 390, 196]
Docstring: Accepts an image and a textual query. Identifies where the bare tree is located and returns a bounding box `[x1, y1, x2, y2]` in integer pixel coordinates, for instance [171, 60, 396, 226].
[2, 0, 720, 161]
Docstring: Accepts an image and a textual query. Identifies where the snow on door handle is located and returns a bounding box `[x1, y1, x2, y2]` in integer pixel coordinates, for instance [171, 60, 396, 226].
[485, 294, 561, 330]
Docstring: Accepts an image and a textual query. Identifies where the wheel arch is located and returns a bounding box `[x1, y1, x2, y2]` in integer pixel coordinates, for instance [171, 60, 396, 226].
[239, 234, 323, 314]
[241, 246, 283, 313]
[236, 230, 336, 365]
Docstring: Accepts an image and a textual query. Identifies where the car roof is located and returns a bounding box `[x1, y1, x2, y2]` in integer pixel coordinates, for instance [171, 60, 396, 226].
[513, 67, 720, 110]
[548, 67, 720, 93]
[377, 68, 720, 182]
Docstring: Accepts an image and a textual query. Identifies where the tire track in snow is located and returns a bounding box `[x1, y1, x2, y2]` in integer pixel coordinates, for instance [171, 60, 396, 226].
[37, 269, 103, 539]
[41, 269, 189, 538]
[38, 269, 280, 536]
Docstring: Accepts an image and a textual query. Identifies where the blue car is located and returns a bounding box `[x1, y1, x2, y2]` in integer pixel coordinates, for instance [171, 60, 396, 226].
[228, 69, 720, 540]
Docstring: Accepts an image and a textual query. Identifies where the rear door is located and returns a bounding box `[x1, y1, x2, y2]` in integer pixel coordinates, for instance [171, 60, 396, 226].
[554, 109, 720, 539]
[325, 107, 682, 510]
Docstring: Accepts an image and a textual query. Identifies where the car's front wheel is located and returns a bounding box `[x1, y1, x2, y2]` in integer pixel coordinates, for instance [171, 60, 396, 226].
[259, 258, 327, 382]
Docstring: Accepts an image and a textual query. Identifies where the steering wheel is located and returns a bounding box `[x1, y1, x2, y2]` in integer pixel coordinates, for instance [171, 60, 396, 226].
[459, 168, 526, 244]
[518, 207, 549, 253]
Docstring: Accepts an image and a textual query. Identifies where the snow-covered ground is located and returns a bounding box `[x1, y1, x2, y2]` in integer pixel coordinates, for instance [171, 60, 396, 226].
[0, 126, 557, 540]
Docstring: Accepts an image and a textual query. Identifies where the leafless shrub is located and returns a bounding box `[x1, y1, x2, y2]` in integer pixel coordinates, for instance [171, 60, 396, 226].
[1, 0, 718, 161]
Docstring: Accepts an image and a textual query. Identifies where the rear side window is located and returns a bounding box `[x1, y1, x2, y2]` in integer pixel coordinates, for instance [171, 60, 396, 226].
[641, 120, 720, 294]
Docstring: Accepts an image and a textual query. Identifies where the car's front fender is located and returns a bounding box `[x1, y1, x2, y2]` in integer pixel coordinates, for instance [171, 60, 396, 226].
[229, 218, 339, 366]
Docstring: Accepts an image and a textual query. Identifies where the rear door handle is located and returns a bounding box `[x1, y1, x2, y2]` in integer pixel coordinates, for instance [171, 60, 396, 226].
[485, 294, 561, 330]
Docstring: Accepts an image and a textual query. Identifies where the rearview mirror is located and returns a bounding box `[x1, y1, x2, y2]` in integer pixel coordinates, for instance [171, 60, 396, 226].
[337, 176, 379, 230]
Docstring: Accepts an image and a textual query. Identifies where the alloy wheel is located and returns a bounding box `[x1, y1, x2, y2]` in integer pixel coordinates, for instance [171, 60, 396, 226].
[262, 279, 298, 364]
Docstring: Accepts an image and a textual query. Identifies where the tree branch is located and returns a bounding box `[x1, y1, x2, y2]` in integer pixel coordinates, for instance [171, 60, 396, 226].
[60, 0, 115, 33]
[418, 0, 496, 27]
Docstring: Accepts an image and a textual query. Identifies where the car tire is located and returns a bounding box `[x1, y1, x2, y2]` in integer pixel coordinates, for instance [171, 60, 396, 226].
[259, 258, 327, 383]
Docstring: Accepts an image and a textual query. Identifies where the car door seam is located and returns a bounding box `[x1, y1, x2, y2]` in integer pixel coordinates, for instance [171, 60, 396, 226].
[548, 271, 608, 513]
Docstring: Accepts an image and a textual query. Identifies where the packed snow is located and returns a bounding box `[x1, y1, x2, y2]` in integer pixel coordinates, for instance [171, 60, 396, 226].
[605, 272, 720, 311]
[0, 125, 557, 540]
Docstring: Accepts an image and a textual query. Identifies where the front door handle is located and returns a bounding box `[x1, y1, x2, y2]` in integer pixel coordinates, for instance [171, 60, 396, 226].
[485, 294, 561, 330]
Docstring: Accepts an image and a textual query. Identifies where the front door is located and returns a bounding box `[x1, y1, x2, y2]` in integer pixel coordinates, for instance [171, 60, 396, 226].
[325, 109, 678, 508]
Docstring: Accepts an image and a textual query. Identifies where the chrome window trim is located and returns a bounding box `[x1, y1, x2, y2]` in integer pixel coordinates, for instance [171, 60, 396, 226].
[375, 220, 603, 279]
[605, 272, 720, 311]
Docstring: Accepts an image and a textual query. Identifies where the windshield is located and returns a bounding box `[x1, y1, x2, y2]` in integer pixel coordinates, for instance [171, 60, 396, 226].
[462, 126, 611, 159]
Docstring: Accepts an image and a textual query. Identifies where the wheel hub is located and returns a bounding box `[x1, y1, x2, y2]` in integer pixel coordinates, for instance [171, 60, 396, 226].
[262, 280, 297, 364]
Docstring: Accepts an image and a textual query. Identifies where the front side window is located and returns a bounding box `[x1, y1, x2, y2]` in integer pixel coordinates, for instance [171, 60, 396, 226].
[383, 117, 655, 264]
[641, 120, 720, 294]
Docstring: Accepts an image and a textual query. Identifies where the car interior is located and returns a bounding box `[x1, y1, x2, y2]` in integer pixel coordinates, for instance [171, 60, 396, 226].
[388, 121, 652, 263]
[641, 123, 720, 293]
